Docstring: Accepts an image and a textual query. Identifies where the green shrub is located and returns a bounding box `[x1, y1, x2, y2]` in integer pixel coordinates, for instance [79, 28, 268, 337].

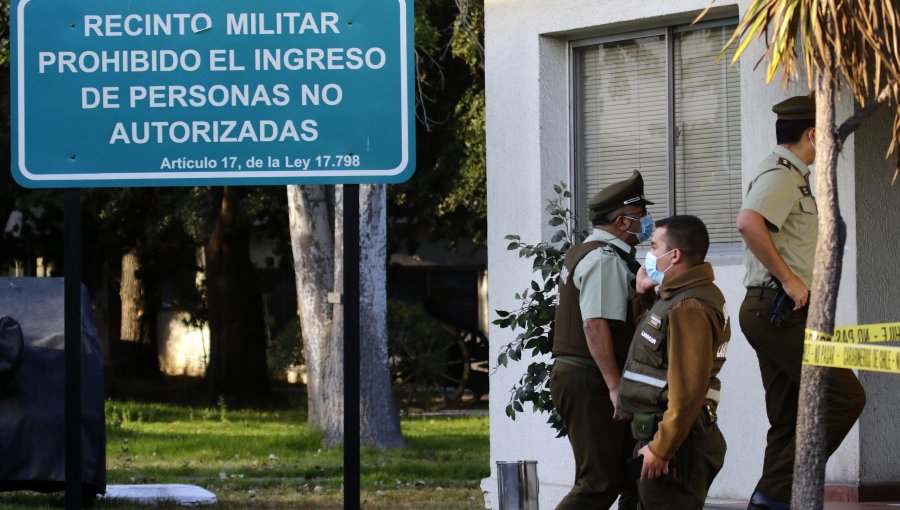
[388, 300, 458, 409]
[493, 182, 584, 437]
[267, 318, 304, 380]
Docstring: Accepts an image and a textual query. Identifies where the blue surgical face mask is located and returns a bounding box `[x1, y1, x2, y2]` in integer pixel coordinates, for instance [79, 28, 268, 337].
[624, 214, 654, 244]
[645, 248, 675, 285]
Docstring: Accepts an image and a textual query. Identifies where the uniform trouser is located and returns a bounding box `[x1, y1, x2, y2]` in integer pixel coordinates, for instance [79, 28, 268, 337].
[550, 362, 638, 510]
[634, 412, 726, 510]
[739, 293, 867, 501]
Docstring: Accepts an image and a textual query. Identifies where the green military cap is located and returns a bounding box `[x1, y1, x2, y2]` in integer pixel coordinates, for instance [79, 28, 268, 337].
[773, 95, 816, 120]
[587, 170, 654, 215]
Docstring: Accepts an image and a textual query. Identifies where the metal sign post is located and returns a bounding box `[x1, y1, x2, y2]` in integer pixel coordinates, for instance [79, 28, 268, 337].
[64, 189, 82, 510]
[343, 185, 361, 510]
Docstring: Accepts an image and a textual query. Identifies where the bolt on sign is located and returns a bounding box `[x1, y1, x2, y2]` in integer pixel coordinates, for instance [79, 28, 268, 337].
[12, 0, 415, 187]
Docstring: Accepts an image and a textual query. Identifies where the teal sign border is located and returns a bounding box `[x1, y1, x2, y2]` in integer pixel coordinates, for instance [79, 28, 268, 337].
[11, 0, 415, 188]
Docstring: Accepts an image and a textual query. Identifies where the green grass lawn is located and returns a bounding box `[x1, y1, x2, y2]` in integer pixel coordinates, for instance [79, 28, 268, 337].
[0, 400, 490, 509]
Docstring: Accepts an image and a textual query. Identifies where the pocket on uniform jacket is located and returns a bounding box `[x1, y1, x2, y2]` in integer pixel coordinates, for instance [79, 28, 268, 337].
[632, 326, 665, 366]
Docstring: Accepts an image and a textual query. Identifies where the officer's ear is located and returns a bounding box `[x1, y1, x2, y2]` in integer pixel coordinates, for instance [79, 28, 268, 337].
[607, 213, 623, 230]
[670, 247, 683, 266]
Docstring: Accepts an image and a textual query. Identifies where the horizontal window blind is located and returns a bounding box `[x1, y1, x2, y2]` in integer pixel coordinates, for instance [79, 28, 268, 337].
[674, 26, 742, 245]
[576, 35, 668, 222]
[574, 22, 741, 246]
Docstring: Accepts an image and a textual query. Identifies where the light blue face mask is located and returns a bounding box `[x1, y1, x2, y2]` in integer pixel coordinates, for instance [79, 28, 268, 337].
[625, 213, 654, 243]
[645, 249, 675, 285]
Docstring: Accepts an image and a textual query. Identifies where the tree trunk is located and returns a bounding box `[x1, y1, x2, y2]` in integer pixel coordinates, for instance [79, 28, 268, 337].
[359, 184, 406, 448]
[330, 185, 346, 442]
[287, 185, 344, 445]
[205, 186, 272, 401]
[117, 249, 160, 378]
[119, 250, 145, 343]
[792, 74, 843, 510]
[287, 184, 405, 448]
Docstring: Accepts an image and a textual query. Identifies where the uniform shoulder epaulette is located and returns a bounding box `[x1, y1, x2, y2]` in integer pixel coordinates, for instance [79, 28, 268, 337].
[749, 156, 802, 194]
[776, 157, 799, 173]
[776, 157, 813, 196]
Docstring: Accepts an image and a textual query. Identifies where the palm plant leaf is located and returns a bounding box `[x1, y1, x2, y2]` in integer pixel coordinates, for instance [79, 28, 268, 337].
[704, 0, 900, 179]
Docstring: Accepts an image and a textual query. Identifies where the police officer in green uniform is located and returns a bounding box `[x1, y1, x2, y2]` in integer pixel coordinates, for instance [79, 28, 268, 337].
[550, 170, 654, 510]
[618, 215, 730, 510]
[736, 96, 866, 510]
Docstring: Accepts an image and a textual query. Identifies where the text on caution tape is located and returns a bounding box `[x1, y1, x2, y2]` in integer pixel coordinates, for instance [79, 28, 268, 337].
[803, 340, 900, 374]
[804, 322, 900, 344]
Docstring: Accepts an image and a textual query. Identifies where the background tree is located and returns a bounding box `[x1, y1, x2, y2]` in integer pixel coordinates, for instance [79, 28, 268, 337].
[390, 0, 486, 252]
[708, 1, 900, 507]
[286, 0, 485, 448]
[95, 184, 281, 400]
[286, 184, 405, 448]
[359, 184, 405, 447]
[93, 187, 203, 380]
[203, 186, 275, 401]
[287, 185, 343, 445]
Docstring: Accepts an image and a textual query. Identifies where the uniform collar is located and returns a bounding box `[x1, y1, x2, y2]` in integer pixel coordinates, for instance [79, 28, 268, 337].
[587, 228, 635, 257]
[773, 145, 810, 177]
[658, 262, 715, 299]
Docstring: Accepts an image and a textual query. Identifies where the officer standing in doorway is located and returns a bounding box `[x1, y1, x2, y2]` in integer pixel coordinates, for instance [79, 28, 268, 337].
[550, 170, 653, 510]
[618, 215, 730, 510]
[736, 96, 866, 509]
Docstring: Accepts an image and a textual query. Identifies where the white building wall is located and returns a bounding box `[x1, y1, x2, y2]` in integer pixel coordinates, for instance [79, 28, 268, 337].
[484, 1, 865, 508]
[854, 105, 900, 486]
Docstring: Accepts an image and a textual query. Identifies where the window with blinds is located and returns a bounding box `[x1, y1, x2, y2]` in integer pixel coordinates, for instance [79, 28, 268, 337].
[574, 22, 741, 246]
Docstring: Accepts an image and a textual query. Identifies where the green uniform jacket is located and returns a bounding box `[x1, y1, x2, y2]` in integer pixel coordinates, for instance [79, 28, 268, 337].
[618, 263, 730, 460]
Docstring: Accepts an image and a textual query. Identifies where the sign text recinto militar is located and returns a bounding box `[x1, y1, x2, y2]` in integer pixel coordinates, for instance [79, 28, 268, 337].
[12, 0, 415, 187]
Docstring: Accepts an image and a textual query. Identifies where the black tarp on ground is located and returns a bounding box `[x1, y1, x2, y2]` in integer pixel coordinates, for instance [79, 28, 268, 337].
[0, 277, 106, 498]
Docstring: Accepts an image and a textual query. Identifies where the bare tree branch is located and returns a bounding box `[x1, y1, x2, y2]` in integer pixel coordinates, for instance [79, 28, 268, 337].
[838, 84, 895, 143]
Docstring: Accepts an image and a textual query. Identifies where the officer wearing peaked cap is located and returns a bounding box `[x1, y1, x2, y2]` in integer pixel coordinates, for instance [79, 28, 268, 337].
[550, 170, 655, 510]
[772, 95, 816, 120]
[736, 96, 866, 509]
[587, 171, 656, 213]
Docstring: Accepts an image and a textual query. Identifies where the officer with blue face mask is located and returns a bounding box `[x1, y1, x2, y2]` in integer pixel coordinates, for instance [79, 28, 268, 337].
[618, 215, 730, 510]
[550, 170, 654, 510]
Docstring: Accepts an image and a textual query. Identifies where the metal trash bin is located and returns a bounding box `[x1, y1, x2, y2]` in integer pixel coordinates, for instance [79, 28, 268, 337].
[496, 460, 538, 510]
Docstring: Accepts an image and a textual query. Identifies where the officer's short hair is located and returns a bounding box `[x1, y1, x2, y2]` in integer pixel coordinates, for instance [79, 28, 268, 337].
[655, 215, 709, 264]
[776, 119, 815, 145]
[592, 206, 623, 226]
[592, 205, 640, 227]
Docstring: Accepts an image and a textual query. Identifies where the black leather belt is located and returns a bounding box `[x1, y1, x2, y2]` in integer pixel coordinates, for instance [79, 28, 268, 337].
[746, 286, 779, 299]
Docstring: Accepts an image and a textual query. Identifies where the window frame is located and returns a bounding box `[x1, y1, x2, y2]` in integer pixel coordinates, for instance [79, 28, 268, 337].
[568, 17, 741, 249]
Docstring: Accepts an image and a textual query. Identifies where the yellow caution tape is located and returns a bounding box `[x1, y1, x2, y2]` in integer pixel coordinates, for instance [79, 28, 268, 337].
[803, 340, 900, 374]
[804, 322, 900, 344]
[803, 322, 900, 373]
